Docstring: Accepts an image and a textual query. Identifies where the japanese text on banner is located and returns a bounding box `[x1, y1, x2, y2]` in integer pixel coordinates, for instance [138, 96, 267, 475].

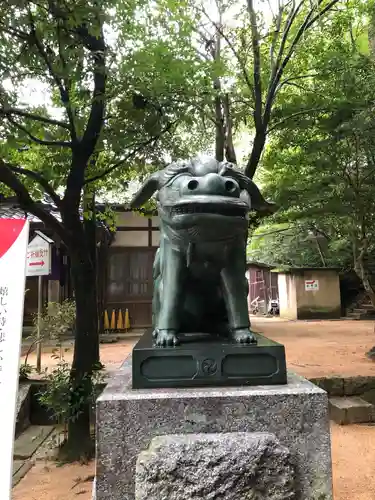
[0, 285, 8, 379]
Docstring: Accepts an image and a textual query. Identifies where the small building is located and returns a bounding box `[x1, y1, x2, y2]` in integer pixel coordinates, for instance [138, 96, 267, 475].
[246, 261, 278, 315]
[103, 207, 159, 329]
[276, 267, 341, 320]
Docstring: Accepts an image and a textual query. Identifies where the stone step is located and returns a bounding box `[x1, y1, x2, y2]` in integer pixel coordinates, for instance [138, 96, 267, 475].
[12, 459, 33, 487]
[329, 396, 375, 425]
[359, 303, 375, 310]
[13, 425, 54, 460]
[352, 307, 375, 315]
[15, 382, 32, 438]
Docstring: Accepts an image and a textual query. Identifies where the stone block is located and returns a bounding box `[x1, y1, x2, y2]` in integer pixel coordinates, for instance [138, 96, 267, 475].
[310, 377, 344, 396]
[13, 425, 54, 460]
[15, 382, 31, 437]
[343, 376, 375, 396]
[329, 396, 374, 425]
[94, 357, 333, 500]
[136, 433, 295, 500]
[12, 459, 33, 487]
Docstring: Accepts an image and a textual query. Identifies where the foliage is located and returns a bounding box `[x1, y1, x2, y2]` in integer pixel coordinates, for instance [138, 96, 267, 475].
[35, 300, 76, 341]
[20, 300, 76, 375]
[38, 352, 103, 445]
[248, 223, 328, 268]
[19, 363, 34, 381]
[255, 6, 375, 302]
[0, 0, 215, 450]
[180, 0, 345, 175]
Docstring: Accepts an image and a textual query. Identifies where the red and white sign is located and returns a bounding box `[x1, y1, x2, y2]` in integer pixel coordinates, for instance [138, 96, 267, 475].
[26, 232, 52, 277]
[305, 279, 319, 291]
[0, 218, 29, 499]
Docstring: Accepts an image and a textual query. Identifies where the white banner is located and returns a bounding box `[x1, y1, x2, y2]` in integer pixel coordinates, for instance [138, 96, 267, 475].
[0, 219, 29, 498]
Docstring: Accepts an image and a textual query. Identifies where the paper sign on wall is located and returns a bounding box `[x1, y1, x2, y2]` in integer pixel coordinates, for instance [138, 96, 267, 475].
[305, 279, 319, 291]
[0, 219, 29, 499]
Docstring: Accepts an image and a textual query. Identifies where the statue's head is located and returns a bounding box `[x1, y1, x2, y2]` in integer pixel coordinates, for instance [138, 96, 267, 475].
[130, 157, 276, 228]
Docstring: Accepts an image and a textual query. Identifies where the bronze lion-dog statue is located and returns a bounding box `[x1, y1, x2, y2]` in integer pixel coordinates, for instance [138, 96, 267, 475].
[130, 157, 276, 347]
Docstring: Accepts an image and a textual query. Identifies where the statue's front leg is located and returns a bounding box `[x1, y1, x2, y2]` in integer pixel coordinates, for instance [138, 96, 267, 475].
[155, 245, 185, 346]
[221, 264, 257, 344]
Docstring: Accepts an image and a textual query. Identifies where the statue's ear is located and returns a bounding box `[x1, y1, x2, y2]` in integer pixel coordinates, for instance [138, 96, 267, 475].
[222, 167, 277, 214]
[243, 178, 277, 214]
[130, 172, 160, 209]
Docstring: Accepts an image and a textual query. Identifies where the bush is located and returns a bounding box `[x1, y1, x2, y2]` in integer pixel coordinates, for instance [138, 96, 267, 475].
[19, 300, 76, 378]
[35, 299, 76, 341]
[37, 351, 103, 443]
[19, 363, 34, 381]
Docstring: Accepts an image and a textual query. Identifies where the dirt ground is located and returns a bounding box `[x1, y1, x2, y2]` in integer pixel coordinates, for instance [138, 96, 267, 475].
[16, 318, 375, 499]
[23, 317, 375, 378]
[253, 317, 375, 378]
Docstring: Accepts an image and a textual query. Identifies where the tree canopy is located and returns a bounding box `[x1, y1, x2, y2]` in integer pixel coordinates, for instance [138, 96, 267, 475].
[250, 0, 375, 301]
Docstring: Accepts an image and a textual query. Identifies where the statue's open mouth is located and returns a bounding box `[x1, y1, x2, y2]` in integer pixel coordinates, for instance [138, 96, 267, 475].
[165, 196, 249, 219]
[170, 203, 246, 218]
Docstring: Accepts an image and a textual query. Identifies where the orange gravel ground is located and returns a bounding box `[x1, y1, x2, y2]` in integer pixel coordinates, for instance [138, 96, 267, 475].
[14, 318, 375, 500]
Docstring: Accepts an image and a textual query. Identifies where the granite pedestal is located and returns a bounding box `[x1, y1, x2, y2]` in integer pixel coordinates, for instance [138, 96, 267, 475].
[94, 357, 333, 500]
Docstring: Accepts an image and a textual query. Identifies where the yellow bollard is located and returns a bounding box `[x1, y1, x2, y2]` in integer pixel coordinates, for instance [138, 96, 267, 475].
[110, 310, 116, 331]
[104, 310, 110, 331]
[117, 309, 124, 330]
[124, 308, 130, 331]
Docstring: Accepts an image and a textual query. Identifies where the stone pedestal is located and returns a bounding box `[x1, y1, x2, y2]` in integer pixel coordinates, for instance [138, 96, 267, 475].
[94, 357, 333, 500]
[132, 330, 287, 389]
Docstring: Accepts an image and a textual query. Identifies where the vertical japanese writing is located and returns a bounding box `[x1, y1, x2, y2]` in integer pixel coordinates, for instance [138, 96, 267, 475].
[0, 286, 8, 381]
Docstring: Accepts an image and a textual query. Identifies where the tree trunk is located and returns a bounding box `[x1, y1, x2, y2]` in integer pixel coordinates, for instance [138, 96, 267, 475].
[354, 256, 375, 307]
[353, 237, 375, 306]
[245, 130, 266, 178]
[66, 241, 99, 454]
[214, 84, 225, 162]
[83, 188, 100, 363]
[223, 93, 237, 164]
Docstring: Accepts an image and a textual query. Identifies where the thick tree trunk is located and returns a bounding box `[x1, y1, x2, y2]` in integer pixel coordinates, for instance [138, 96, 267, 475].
[245, 130, 266, 178]
[66, 241, 99, 453]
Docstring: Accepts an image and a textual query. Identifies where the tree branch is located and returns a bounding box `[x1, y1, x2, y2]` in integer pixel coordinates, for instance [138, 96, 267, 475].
[64, 23, 106, 209]
[0, 159, 68, 241]
[267, 107, 327, 133]
[269, 4, 284, 73]
[270, 0, 305, 84]
[6, 116, 72, 147]
[247, 0, 263, 127]
[277, 73, 320, 89]
[27, 9, 77, 141]
[84, 122, 177, 185]
[267, 0, 339, 116]
[7, 164, 63, 208]
[200, 7, 253, 95]
[0, 106, 71, 129]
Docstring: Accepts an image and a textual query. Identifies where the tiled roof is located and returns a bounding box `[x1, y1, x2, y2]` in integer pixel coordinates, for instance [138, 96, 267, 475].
[0, 197, 62, 223]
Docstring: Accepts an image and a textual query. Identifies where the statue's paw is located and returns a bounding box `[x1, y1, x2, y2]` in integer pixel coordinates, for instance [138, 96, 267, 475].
[231, 328, 257, 345]
[154, 329, 180, 347]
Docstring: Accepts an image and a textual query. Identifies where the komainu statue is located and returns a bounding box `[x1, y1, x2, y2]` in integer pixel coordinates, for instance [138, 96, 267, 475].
[130, 157, 276, 346]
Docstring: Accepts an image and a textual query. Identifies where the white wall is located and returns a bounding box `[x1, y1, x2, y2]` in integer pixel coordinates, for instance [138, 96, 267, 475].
[112, 211, 161, 247]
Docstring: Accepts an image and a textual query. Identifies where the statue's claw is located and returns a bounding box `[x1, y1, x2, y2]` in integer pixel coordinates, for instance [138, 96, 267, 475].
[231, 328, 257, 345]
[153, 329, 180, 347]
